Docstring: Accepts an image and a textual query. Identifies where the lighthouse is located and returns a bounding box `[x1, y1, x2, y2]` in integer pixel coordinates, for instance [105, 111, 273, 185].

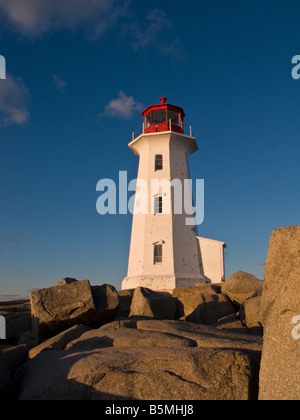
[122, 97, 210, 291]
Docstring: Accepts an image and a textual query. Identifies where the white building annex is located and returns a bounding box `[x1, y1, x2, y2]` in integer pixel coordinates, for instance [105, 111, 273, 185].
[122, 98, 225, 291]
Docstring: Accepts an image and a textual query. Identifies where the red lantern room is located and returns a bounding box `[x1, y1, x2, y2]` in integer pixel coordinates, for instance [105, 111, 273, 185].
[142, 97, 185, 135]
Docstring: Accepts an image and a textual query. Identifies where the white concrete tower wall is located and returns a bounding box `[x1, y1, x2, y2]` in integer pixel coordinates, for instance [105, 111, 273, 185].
[170, 134, 204, 287]
[122, 128, 206, 291]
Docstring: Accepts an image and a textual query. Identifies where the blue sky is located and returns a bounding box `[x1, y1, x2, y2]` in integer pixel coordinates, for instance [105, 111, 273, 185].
[0, 0, 299, 300]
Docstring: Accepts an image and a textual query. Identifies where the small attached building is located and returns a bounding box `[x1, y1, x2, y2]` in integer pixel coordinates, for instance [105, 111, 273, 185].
[197, 237, 226, 284]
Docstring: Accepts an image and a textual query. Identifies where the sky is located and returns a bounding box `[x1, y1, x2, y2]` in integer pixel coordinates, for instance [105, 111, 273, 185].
[0, 0, 299, 300]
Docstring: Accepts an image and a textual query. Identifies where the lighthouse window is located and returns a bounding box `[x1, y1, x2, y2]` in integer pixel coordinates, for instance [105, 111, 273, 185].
[168, 110, 180, 126]
[155, 155, 163, 171]
[145, 113, 152, 128]
[154, 196, 163, 215]
[154, 244, 163, 264]
[152, 110, 167, 125]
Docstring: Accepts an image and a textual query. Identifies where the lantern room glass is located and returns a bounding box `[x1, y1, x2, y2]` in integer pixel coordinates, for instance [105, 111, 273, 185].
[152, 110, 167, 125]
[168, 110, 180, 126]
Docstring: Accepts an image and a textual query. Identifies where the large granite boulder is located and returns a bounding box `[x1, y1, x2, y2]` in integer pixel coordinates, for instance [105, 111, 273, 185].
[13, 319, 263, 400]
[222, 272, 264, 307]
[31, 281, 119, 342]
[129, 287, 177, 320]
[239, 297, 263, 336]
[15, 348, 259, 401]
[259, 226, 300, 400]
[29, 325, 92, 359]
[173, 287, 236, 325]
[56, 278, 78, 287]
[91, 284, 120, 318]
[117, 289, 134, 318]
[194, 284, 222, 294]
[214, 314, 248, 334]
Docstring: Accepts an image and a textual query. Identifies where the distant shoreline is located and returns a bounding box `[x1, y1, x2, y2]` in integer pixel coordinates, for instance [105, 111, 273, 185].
[0, 299, 30, 306]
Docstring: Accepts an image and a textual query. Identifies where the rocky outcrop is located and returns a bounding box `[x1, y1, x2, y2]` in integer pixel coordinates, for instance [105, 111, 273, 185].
[55, 278, 79, 287]
[30, 280, 95, 342]
[15, 348, 259, 401]
[30, 280, 119, 342]
[129, 287, 177, 320]
[117, 289, 134, 318]
[259, 226, 300, 400]
[91, 284, 120, 319]
[0, 267, 276, 400]
[221, 272, 264, 307]
[65, 326, 197, 351]
[29, 325, 92, 359]
[239, 297, 263, 336]
[214, 313, 248, 334]
[134, 320, 262, 352]
[14, 319, 262, 400]
[173, 287, 236, 325]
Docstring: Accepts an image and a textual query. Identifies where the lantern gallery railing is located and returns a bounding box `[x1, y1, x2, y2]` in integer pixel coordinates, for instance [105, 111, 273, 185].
[132, 121, 193, 141]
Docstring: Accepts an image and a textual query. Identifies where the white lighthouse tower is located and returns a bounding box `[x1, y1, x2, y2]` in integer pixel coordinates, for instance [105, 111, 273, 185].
[122, 97, 206, 291]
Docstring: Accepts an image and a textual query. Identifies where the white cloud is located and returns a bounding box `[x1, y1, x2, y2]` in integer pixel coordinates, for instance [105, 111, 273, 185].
[0, 74, 30, 126]
[0, 0, 130, 38]
[123, 9, 171, 51]
[101, 91, 143, 119]
[52, 75, 66, 94]
[159, 37, 186, 59]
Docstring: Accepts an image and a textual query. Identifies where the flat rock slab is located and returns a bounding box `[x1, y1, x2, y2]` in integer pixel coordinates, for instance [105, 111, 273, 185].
[29, 325, 92, 359]
[134, 320, 263, 352]
[15, 346, 260, 400]
[65, 327, 197, 351]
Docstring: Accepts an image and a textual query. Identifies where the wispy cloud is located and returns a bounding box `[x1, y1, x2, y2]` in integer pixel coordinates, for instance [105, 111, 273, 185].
[0, 74, 30, 126]
[0, 2, 184, 58]
[0, 233, 34, 255]
[52, 75, 66, 94]
[257, 262, 266, 266]
[159, 37, 186, 59]
[121, 9, 185, 59]
[0, 0, 131, 38]
[123, 9, 171, 51]
[100, 91, 143, 119]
